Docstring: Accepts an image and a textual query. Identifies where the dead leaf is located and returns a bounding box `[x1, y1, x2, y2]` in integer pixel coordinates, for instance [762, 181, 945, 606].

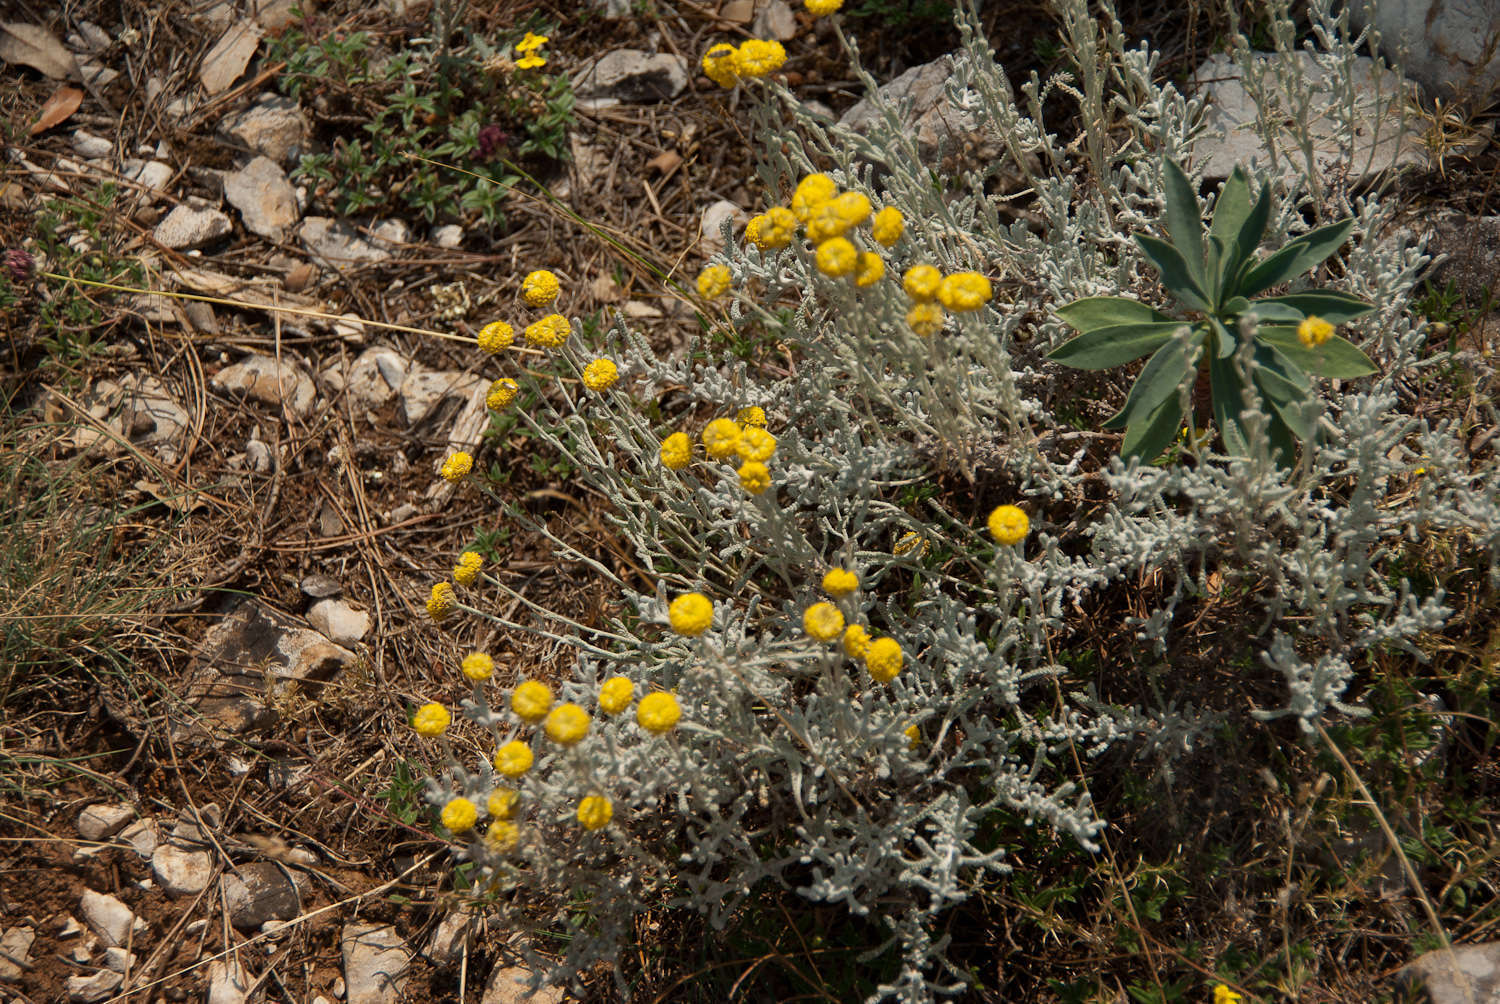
[646, 150, 683, 174]
[29, 84, 83, 134]
[134, 479, 206, 513]
[0, 21, 77, 80]
[199, 19, 263, 95]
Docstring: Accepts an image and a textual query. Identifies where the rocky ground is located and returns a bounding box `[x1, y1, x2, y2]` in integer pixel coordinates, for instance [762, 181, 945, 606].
[0, 0, 1496, 1001]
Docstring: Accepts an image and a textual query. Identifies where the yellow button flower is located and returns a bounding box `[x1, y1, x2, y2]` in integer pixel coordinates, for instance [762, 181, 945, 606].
[937, 271, 992, 312]
[792, 173, 837, 222]
[902, 264, 942, 300]
[907, 302, 944, 337]
[805, 0, 844, 14]
[702, 417, 742, 460]
[987, 504, 1030, 546]
[702, 42, 739, 88]
[412, 702, 450, 737]
[822, 568, 859, 597]
[854, 251, 884, 288]
[453, 550, 483, 586]
[697, 264, 732, 299]
[427, 582, 456, 621]
[1212, 987, 1243, 1004]
[511, 680, 554, 723]
[871, 206, 904, 246]
[582, 358, 619, 391]
[440, 451, 473, 482]
[904, 723, 921, 750]
[815, 237, 857, 277]
[544, 703, 591, 746]
[524, 314, 570, 348]
[577, 795, 613, 830]
[735, 38, 786, 78]
[599, 676, 634, 715]
[866, 637, 903, 683]
[521, 269, 560, 306]
[637, 691, 682, 734]
[477, 320, 514, 354]
[894, 531, 928, 557]
[461, 652, 494, 681]
[487, 787, 519, 819]
[830, 191, 871, 228]
[736, 405, 767, 428]
[486, 377, 519, 410]
[806, 202, 851, 243]
[738, 460, 771, 495]
[485, 820, 519, 851]
[1298, 315, 1334, 348]
[803, 602, 845, 641]
[668, 592, 713, 636]
[749, 207, 796, 250]
[493, 740, 534, 777]
[842, 624, 871, 660]
[441, 797, 477, 833]
[660, 431, 693, 470]
[736, 426, 777, 462]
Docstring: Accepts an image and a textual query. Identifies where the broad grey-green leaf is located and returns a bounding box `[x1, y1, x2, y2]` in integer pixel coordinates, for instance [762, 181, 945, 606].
[1209, 350, 1249, 456]
[1055, 296, 1175, 333]
[1208, 166, 1252, 248]
[1253, 344, 1315, 444]
[1121, 392, 1187, 463]
[1229, 179, 1273, 284]
[1102, 334, 1201, 430]
[1244, 300, 1305, 322]
[1254, 290, 1374, 325]
[1047, 320, 1185, 370]
[1210, 315, 1237, 360]
[1136, 234, 1211, 312]
[1236, 218, 1357, 298]
[1258, 327, 1380, 378]
[1163, 158, 1206, 287]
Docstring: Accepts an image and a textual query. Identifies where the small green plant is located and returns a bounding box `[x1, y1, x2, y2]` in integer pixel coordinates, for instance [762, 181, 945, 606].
[1048, 158, 1378, 464]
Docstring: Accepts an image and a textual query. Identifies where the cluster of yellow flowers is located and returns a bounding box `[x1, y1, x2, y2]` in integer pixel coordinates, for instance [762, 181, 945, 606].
[701, 38, 787, 88]
[658, 407, 777, 496]
[411, 666, 684, 839]
[763, 174, 903, 281]
[901, 264, 993, 336]
[799, 568, 907, 684]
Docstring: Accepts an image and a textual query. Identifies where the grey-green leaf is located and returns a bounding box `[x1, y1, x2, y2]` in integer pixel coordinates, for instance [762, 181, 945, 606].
[1055, 296, 1175, 333]
[1257, 327, 1379, 378]
[1208, 166, 1252, 248]
[1047, 320, 1186, 370]
[1236, 218, 1357, 298]
[1136, 233, 1212, 312]
[1253, 290, 1374, 325]
[1121, 392, 1187, 463]
[1209, 349, 1249, 456]
[1101, 334, 1201, 430]
[1162, 158, 1206, 287]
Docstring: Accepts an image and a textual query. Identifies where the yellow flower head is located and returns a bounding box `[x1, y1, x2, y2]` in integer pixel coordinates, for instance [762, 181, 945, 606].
[522, 269, 560, 306]
[660, 431, 693, 470]
[453, 550, 483, 586]
[830, 191, 871, 228]
[668, 592, 714, 636]
[894, 531, 928, 557]
[427, 582, 457, 621]
[904, 723, 921, 750]
[988, 504, 1030, 546]
[477, 320, 515, 354]
[440, 451, 473, 483]
[493, 740, 534, 777]
[544, 702, 591, 746]
[749, 207, 797, 250]
[697, 264, 732, 299]
[815, 237, 857, 278]
[822, 567, 859, 597]
[511, 680, 554, 723]
[736, 426, 777, 462]
[736, 405, 767, 428]
[738, 460, 771, 495]
[1298, 315, 1334, 348]
[937, 271, 992, 312]
[485, 820, 520, 851]
[702, 42, 739, 88]
[871, 206, 904, 246]
[637, 691, 682, 734]
[412, 702, 451, 737]
[599, 676, 634, 715]
[487, 787, 519, 819]
[907, 302, 944, 337]
[803, 601, 845, 641]
[461, 652, 495, 681]
[1213, 987, 1244, 1004]
[806, 202, 851, 243]
[702, 417, 742, 460]
[582, 358, 619, 391]
[486, 378, 519, 410]
[735, 38, 786, 78]
[516, 53, 546, 69]
[577, 795, 613, 830]
[792, 173, 837, 222]
[516, 32, 549, 53]
[805, 0, 844, 14]
[524, 313, 570, 348]
[842, 624, 871, 660]
[441, 797, 478, 833]
[854, 251, 885, 288]
[866, 637, 904, 683]
[902, 264, 942, 300]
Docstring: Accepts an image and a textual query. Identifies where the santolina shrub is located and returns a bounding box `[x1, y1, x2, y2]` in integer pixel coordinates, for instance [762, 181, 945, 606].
[411, 1, 1500, 999]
